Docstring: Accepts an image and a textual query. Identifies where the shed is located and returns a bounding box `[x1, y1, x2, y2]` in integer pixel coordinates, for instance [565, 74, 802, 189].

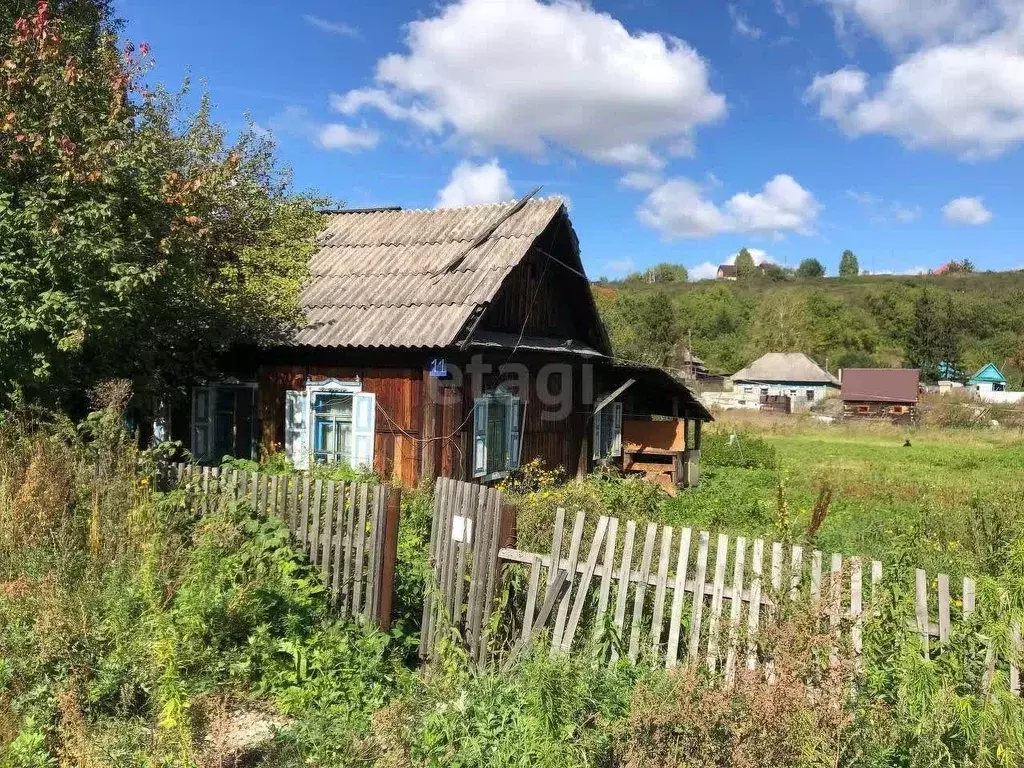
[181, 197, 711, 488]
[840, 368, 920, 422]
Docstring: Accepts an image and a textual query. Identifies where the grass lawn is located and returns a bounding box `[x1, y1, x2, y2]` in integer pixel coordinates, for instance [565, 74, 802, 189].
[659, 415, 1024, 579]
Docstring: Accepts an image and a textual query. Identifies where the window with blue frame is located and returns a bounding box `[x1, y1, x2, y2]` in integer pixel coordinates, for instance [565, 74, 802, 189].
[472, 390, 521, 479]
[284, 380, 376, 470]
[312, 391, 354, 464]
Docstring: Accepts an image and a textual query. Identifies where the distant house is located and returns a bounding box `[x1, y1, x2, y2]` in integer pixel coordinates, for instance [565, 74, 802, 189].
[968, 363, 1007, 392]
[730, 352, 840, 412]
[715, 260, 772, 280]
[841, 368, 919, 422]
[179, 198, 711, 488]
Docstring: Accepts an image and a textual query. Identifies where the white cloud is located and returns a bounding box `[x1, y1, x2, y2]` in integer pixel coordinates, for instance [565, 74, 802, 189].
[807, 4, 1024, 159]
[319, 123, 380, 151]
[336, 0, 726, 168]
[437, 159, 514, 208]
[821, 0, 1003, 48]
[728, 4, 763, 39]
[847, 190, 922, 224]
[303, 14, 358, 37]
[619, 171, 662, 191]
[638, 174, 821, 239]
[942, 196, 993, 225]
[267, 106, 380, 153]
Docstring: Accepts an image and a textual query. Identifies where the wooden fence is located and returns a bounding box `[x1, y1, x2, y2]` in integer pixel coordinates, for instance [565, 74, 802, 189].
[426, 478, 1022, 692]
[168, 463, 401, 629]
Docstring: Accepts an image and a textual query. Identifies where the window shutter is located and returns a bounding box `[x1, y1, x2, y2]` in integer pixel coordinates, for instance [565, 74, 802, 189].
[610, 402, 623, 457]
[472, 398, 488, 477]
[592, 406, 603, 460]
[507, 396, 522, 470]
[352, 392, 376, 470]
[285, 390, 309, 470]
[191, 387, 213, 462]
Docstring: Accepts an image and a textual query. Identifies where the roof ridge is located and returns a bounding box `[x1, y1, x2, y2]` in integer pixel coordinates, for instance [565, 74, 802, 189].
[323, 196, 565, 217]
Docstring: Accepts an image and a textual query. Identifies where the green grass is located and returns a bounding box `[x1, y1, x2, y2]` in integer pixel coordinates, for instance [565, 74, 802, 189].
[659, 420, 1024, 579]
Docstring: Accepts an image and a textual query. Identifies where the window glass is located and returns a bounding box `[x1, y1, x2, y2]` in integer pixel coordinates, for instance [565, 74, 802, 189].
[313, 392, 354, 464]
[486, 396, 509, 474]
[806, 389, 815, 400]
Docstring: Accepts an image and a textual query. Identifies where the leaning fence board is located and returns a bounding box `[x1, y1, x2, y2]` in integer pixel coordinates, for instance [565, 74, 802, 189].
[650, 526, 673, 657]
[562, 516, 610, 653]
[746, 538, 764, 670]
[522, 557, 542, 641]
[610, 520, 637, 664]
[593, 517, 619, 644]
[706, 533, 729, 672]
[627, 523, 658, 662]
[963, 577, 976, 618]
[937, 573, 951, 644]
[687, 531, 711, 663]
[552, 511, 587, 653]
[666, 527, 693, 668]
[724, 536, 747, 683]
[915, 569, 929, 653]
[790, 545, 803, 601]
[851, 557, 864, 653]
[1011, 624, 1021, 696]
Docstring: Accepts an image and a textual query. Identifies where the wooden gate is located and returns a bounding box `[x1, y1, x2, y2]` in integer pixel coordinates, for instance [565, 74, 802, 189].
[170, 464, 401, 629]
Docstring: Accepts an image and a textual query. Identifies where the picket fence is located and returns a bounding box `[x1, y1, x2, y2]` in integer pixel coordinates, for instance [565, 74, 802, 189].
[167, 463, 401, 629]
[425, 478, 1022, 692]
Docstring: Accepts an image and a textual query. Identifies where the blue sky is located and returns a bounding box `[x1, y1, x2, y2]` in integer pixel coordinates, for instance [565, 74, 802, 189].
[116, 0, 1024, 279]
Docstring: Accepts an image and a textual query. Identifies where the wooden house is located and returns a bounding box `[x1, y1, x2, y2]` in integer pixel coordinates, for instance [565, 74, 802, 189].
[840, 368, 920, 422]
[182, 197, 711, 487]
[730, 352, 839, 413]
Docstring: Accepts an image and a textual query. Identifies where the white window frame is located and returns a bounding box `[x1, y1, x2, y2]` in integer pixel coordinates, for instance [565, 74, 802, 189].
[284, 378, 377, 471]
[472, 388, 522, 481]
[592, 400, 623, 460]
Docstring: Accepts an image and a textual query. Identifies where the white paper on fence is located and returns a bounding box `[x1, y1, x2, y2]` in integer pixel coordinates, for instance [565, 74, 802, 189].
[452, 515, 474, 544]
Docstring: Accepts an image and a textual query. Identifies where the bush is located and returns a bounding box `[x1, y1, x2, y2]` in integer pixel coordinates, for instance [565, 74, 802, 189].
[701, 430, 778, 470]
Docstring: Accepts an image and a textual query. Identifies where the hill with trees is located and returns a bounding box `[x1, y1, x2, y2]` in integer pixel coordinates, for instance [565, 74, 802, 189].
[594, 269, 1024, 384]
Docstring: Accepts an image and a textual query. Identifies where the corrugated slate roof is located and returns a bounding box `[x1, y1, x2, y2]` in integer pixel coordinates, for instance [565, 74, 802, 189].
[731, 353, 840, 385]
[292, 198, 566, 349]
[841, 368, 920, 403]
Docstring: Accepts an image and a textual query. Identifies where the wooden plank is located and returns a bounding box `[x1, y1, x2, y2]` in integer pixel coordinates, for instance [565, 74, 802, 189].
[249, 471, 258, 513]
[706, 533, 729, 672]
[666, 528, 693, 668]
[850, 556, 864, 653]
[746, 538, 764, 670]
[300, 477, 311, 549]
[771, 542, 783, 611]
[789, 545, 803, 601]
[810, 550, 823, 606]
[521, 556, 543, 641]
[914, 569, 929, 653]
[724, 536, 746, 684]
[269, 476, 279, 519]
[310, 480, 323, 564]
[627, 522, 658, 662]
[352, 483, 370, 618]
[549, 508, 566, 587]
[452, 484, 482, 633]
[437, 479, 463, 634]
[829, 554, 843, 629]
[593, 517, 619, 645]
[419, 478, 446, 659]
[364, 484, 383, 621]
[288, 476, 299, 533]
[259, 473, 269, 516]
[502, 569, 569, 672]
[937, 573, 951, 644]
[963, 577, 976, 619]
[375, 486, 402, 630]
[343, 479, 359, 620]
[478, 490, 505, 667]
[687, 531, 711, 662]
[562, 516, 611, 653]
[551, 510, 586, 653]
[331, 482, 346, 603]
[320, 480, 335, 584]
[649, 526, 673, 658]
[465, 484, 491, 658]
[610, 520, 637, 664]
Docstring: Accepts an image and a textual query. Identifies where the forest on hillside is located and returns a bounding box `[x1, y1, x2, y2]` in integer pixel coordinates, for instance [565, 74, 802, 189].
[593, 270, 1024, 383]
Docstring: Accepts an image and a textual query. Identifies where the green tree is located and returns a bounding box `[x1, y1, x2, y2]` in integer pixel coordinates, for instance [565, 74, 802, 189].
[0, 1, 325, 407]
[905, 289, 953, 382]
[796, 258, 825, 278]
[839, 249, 860, 277]
[626, 262, 688, 284]
[603, 290, 680, 367]
[734, 248, 756, 279]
